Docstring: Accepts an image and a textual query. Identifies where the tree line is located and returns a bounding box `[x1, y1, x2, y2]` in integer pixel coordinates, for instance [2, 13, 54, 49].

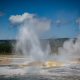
[0, 41, 12, 55]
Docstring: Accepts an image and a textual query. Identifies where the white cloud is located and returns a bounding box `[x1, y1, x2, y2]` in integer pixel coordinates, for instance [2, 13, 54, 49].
[9, 12, 51, 32]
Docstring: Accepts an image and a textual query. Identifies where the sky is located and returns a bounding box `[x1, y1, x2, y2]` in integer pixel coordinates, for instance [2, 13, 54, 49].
[0, 0, 80, 39]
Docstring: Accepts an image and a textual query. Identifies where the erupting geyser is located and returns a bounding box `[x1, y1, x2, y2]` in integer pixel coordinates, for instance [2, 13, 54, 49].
[15, 24, 46, 61]
[10, 13, 52, 63]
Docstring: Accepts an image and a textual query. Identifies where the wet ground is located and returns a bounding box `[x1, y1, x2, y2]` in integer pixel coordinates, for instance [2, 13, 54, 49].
[0, 74, 80, 80]
[0, 56, 80, 80]
[0, 64, 80, 80]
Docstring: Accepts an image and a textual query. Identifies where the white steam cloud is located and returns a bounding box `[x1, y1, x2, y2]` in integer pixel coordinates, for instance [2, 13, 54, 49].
[9, 13, 51, 32]
[58, 37, 80, 63]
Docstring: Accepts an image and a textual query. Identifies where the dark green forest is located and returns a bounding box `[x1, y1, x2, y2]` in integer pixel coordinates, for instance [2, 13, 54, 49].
[0, 40, 14, 55]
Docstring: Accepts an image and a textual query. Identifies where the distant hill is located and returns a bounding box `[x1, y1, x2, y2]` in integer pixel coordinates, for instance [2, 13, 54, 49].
[0, 38, 70, 55]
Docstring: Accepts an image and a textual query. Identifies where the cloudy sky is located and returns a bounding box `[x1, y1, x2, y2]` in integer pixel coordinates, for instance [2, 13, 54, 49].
[0, 0, 80, 39]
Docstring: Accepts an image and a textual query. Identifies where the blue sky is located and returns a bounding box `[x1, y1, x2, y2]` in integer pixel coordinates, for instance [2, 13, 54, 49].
[0, 0, 80, 39]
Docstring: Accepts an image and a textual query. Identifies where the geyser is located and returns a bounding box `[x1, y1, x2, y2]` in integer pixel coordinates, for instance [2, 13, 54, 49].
[15, 24, 48, 61]
[10, 13, 51, 62]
